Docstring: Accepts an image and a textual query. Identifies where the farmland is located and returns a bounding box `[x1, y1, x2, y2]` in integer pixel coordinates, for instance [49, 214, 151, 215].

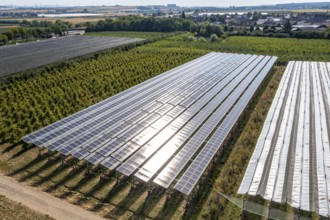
[0, 35, 144, 77]
[0, 24, 20, 32]
[0, 17, 105, 25]
[150, 35, 330, 64]
[0, 32, 329, 219]
[86, 31, 179, 41]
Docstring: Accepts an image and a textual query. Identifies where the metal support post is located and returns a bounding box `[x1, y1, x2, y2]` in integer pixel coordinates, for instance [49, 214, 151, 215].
[61, 154, 65, 165]
[130, 176, 135, 191]
[37, 147, 42, 157]
[184, 196, 190, 213]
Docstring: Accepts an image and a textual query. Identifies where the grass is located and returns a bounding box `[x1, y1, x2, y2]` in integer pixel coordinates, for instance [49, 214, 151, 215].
[0, 194, 54, 220]
[86, 31, 180, 41]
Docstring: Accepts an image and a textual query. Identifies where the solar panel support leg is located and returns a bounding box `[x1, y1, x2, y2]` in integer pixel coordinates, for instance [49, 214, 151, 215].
[85, 163, 91, 175]
[61, 154, 65, 165]
[130, 176, 136, 192]
[241, 198, 246, 220]
[115, 171, 119, 184]
[184, 196, 190, 213]
[267, 202, 272, 220]
[47, 150, 51, 161]
[100, 170, 104, 180]
[147, 182, 153, 197]
[165, 190, 172, 205]
[37, 147, 41, 157]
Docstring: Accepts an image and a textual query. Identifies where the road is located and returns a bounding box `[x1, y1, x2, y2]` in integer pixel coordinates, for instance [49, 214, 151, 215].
[0, 174, 105, 220]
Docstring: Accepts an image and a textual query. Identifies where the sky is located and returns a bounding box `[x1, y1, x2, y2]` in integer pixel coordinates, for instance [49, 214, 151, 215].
[1, 0, 326, 7]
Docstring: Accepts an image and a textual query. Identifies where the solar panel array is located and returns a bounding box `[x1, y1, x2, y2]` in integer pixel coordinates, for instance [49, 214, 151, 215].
[238, 61, 330, 217]
[0, 35, 145, 77]
[22, 52, 277, 196]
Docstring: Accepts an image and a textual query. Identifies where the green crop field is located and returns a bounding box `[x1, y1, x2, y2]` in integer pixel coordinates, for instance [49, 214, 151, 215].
[86, 31, 179, 41]
[0, 32, 329, 219]
[150, 35, 330, 64]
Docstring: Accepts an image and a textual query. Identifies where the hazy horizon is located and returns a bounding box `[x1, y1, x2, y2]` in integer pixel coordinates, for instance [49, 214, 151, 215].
[1, 0, 327, 7]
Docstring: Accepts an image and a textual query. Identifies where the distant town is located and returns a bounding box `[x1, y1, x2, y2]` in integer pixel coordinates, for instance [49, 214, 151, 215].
[1, 2, 329, 34]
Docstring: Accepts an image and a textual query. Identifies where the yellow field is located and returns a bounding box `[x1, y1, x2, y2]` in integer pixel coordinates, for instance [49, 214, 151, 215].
[293, 9, 330, 13]
[0, 17, 105, 24]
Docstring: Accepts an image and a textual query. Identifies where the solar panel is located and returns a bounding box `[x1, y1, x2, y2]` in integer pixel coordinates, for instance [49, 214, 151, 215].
[291, 61, 310, 211]
[153, 55, 273, 188]
[238, 61, 330, 218]
[118, 54, 253, 177]
[21, 52, 277, 199]
[174, 56, 277, 195]
[239, 61, 295, 195]
[150, 55, 262, 186]
[85, 152, 105, 165]
[311, 62, 330, 217]
[101, 157, 120, 170]
[50, 53, 227, 154]
[265, 62, 301, 202]
[22, 52, 220, 145]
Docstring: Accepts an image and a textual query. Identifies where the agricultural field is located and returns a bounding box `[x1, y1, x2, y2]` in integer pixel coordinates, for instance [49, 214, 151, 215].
[86, 31, 179, 41]
[0, 35, 144, 77]
[151, 35, 330, 65]
[0, 24, 20, 32]
[0, 32, 329, 219]
[0, 17, 105, 25]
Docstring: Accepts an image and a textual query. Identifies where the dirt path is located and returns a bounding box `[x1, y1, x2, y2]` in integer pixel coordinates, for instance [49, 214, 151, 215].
[0, 174, 105, 220]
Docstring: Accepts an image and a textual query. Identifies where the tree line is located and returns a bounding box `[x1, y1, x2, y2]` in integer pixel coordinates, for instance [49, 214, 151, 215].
[86, 16, 225, 38]
[0, 20, 72, 45]
[86, 16, 329, 40]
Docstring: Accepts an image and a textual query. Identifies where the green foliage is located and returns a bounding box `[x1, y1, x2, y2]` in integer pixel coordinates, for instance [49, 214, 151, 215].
[86, 16, 197, 33]
[0, 20, 73, 45]
[283, 20, 292, 33]
[210, 34, 219, 42]
[0, 34, 8, 44]
[197, 22, 223, 37]
[250, 25, 254, 32]
[198, 37, 207, 42]
[151, 35, 329, 64]
[183, 34, 197, 41]
[86, 17, 224, 38]
[181, 11, 186, 19]
[221, 34, 228, 40]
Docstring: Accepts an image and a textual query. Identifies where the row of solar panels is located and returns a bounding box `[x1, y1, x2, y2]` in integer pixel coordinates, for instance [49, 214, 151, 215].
[238, 61, 330, 217]
[22, 52, 277, 196]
